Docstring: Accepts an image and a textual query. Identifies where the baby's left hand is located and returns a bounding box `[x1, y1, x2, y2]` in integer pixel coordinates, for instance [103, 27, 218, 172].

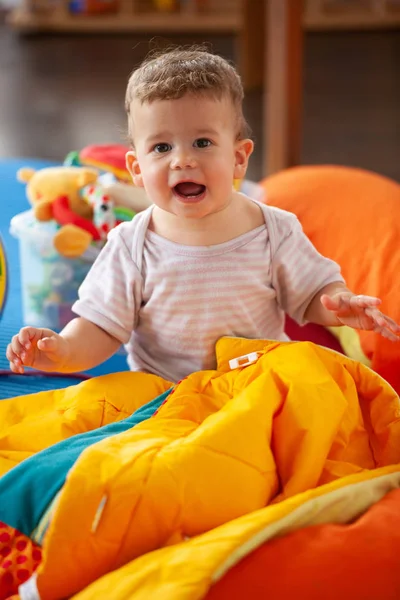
[321, 292, 400, 341]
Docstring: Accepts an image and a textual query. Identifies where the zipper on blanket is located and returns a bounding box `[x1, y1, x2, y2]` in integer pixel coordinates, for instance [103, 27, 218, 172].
[91, 494, 108, 534]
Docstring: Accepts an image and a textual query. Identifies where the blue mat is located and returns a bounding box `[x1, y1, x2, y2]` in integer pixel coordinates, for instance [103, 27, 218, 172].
[0, 158, 129, 399]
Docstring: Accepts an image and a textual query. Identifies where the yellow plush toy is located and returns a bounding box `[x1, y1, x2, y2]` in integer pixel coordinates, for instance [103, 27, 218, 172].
[17, 166, 99, 258]
[17, 164, 153, 259]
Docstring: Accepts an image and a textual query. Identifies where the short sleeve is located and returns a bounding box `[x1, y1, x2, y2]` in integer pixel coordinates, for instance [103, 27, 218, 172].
[271, 211, 344, 324]
[72, 226, 143, 343]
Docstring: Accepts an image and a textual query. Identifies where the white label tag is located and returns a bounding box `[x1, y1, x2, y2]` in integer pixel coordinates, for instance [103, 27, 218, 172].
[19, 573, 41, 600]
[229, 352, 262, 370]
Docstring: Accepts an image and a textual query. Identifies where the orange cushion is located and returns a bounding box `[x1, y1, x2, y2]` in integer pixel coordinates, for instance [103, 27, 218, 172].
[206, 488, 400, 600]
[260, 165, 400, 394]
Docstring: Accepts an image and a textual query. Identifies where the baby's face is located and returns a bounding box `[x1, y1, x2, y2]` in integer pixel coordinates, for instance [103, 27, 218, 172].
[126, 94, 253, 221]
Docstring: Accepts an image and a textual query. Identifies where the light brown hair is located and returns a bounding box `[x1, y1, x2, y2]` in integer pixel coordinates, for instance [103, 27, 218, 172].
[125, 46, 251, 142]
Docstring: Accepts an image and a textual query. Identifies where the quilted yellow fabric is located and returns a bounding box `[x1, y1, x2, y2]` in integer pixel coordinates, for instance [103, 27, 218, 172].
[0, 338, 399, 600]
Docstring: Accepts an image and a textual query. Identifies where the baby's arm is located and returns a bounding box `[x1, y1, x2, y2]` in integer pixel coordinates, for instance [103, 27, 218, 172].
[6, 317, 121, 374]
[304, 281, 350, 326]
[305, 281, 400, 341]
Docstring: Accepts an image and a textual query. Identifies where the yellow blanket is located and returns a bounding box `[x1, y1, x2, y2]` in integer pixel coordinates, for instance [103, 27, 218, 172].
[0, 338, 399, 600]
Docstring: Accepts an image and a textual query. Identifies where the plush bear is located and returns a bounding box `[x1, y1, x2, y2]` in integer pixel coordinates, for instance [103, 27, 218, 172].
[18, 166, 96, 221]
[17, 166, 100, 258]
[17, 164, 152, 259]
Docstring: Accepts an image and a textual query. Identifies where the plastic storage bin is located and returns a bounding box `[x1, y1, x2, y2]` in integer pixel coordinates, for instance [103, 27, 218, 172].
[10, 210, 97, 331]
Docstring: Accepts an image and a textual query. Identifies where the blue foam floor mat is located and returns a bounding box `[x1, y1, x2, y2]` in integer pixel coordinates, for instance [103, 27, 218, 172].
[0, 158, 129, 399]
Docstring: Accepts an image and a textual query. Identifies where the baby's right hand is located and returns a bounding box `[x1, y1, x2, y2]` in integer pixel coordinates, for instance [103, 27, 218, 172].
[6, 327, 69, 374]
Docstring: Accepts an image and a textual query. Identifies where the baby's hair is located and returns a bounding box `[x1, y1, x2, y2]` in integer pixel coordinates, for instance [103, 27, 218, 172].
[125, 46, 251, 142]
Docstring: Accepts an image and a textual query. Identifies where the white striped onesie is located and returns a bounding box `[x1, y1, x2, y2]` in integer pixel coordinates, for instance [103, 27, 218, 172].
[72, 199, 343, 382]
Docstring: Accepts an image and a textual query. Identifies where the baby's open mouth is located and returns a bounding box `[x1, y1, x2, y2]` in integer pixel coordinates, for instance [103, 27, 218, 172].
[173, 182, 206, 199]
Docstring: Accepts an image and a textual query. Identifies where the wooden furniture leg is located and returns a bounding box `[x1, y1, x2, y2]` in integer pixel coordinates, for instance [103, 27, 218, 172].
[264, 0, 304, 176]
[237, 0, 266, 90]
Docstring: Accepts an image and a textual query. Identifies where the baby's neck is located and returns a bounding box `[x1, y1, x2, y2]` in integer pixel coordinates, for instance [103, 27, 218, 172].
[149, 193, 265, 246]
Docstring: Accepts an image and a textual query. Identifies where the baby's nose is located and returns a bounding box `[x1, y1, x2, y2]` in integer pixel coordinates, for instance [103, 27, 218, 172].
[171, 152, 197, 170]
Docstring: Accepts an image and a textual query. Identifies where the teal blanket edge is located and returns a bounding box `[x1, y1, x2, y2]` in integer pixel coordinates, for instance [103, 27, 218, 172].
[0, 388, 172, 535]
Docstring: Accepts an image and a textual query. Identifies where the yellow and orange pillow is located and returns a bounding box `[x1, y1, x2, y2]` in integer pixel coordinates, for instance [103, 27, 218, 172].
[206, 488, 400, 600]
[260, 165, 400, 394]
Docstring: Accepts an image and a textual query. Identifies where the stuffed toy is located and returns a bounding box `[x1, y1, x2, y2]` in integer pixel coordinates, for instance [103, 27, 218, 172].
[80, 182, 139, 241]
[82, 183, 117, 240]
[65, 144, 153, 214]
[17, 166, 101, 258]
[17, 164, 152, 259]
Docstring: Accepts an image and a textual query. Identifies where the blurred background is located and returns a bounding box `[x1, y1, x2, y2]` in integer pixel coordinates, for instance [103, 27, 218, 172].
[0, 0, 399, 182]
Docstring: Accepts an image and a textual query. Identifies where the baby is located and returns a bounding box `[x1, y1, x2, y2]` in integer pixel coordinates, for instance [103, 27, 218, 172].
[7, 48, 400, 382]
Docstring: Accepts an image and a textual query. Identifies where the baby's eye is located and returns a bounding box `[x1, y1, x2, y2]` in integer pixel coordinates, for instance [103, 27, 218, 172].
[193, 138, 212, 149]
[153, 143, 172, 154]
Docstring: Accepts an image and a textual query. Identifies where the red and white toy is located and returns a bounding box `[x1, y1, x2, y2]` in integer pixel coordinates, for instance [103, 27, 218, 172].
[81, 183, 117, 241]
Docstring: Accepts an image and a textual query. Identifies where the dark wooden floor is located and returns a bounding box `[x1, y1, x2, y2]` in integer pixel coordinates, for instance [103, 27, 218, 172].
[0, 20, 399, 182]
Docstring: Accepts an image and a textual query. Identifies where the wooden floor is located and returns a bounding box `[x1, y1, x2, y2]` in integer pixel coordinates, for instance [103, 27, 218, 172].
[0, 20, 399, 182]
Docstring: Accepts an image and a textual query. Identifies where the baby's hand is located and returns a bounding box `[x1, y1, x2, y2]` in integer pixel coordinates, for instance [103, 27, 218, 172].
[6, 327, 70, 373]
[321, 293, 400, 341]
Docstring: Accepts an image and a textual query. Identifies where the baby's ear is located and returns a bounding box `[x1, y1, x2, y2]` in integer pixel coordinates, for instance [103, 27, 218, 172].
[234, 139, 254, 180]
[126, 151, 143, 187]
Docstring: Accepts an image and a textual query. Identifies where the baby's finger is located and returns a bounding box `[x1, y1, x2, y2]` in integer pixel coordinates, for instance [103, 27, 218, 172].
[367, 310, 388, 329]
[369, 313, 400, 341]
[366, 309, 400, 334]
[374, 326, 400, 342]
[320, 294, 341, 310]
[349, 295, 382, 309]
[10, 334, 26, 357]
[379, 325, 400, 341]
[37, 336, 58, 353]
[6, 344, 17, 363]
[6, 346, 24, 373]
[18, 326, 39, 350]
[380, 315, 400, 333]
[9, 361, 24, 374]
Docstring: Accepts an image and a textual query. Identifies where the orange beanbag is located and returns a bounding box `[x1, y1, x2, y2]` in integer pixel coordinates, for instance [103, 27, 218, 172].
[260, 165, 400, 394]
[206, 488, 400, 600]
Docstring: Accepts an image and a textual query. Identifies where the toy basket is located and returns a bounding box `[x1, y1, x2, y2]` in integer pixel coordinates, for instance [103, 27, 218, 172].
[10, 210, 99, 331]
